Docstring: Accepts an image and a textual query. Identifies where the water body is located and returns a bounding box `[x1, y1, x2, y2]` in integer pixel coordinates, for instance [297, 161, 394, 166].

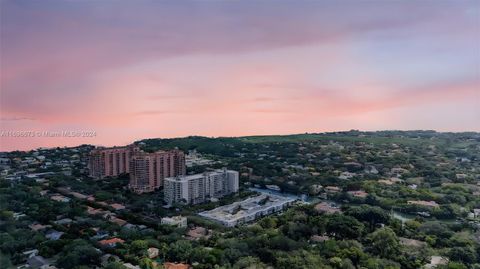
[391, 211, 416, 223]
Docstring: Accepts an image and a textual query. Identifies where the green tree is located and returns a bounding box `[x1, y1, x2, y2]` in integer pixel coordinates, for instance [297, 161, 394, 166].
[56, 240, 101, 269]
[448, 246, 477, 264]
[326, 214, 364, 240]
[130, 240, 148, 256]
[345, 205, 390, 231]
[0, 252, 13, 268]
[168, 240, 193, 262]
[366, 227, 400, 259]
[104, 262, 128, 269]
[233, 256, 268, 269]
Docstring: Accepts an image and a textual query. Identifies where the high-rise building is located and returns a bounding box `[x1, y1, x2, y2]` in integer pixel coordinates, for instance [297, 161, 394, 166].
[129, 149, 186, 193]
[88, 145, 140, 179]
[164, 169, 239, 205]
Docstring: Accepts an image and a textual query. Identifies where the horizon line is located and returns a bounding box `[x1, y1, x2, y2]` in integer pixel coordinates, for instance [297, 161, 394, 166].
[2, 129, 479, 153]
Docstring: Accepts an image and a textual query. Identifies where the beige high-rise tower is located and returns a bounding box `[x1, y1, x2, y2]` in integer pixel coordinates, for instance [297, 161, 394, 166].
[128, 149, 186, 193]
[88, 145, 140, 179]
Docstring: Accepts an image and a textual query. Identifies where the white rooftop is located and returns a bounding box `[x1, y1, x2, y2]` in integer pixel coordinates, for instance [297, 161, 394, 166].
[199, 193, 295, 222]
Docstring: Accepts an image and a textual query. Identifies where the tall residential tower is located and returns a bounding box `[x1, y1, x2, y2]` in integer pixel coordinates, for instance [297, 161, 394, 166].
[129, 149, 186, 193]
[89, 145, 186, 194]
[88, 145, 140, 179]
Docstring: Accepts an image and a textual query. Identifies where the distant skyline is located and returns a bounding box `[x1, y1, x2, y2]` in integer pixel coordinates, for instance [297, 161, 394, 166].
[1, 0, 479, 151]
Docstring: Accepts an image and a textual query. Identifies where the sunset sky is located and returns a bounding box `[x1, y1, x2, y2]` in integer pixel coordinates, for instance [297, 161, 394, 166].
[1, 0, 479, 151]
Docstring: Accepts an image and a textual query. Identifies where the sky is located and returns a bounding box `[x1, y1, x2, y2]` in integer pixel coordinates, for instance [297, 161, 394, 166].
[0, 0, 479, 151]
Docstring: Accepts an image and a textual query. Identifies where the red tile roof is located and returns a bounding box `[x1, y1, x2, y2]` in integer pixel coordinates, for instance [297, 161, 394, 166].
[99, 238, 125, 245]
[164, 262, 190, 269]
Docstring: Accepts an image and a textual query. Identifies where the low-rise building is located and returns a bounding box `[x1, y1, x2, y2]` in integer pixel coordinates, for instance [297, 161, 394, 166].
[338, 171, 356, 180]
[199, 193, 295, 227]
[164, 263, 191, 269]
[186, 226, 211, 240]
[50, 194, 70, 203]
[425, 256, 448, 269]
[54, 218, 73, 226]
[26, 255, 50, 269]
[473, 208, 480, 218]
[30, 224, 51, 232]
[45, 230, 64, 241]
[161, 216, 188, 228]
[314, 202, 342, 214]
[408, 184, 418, 190]
[147, 247, 159, 259]
[378, 179, 395, 185]
[347, 190, 368, 198]
[310, 235, 330, 243]
[399, 237, 427, 248]
[185, 150, 215, 167]
[110, 203, 126, 210]
[98, 238, 125, 248]
[325, 186, 341, 193]
[123, 263, 141, 269]
[109, 216, 127, 226]
[265, 185, 281, 191]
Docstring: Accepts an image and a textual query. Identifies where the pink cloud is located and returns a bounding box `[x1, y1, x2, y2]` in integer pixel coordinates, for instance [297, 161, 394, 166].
[1, 1, 478, 151]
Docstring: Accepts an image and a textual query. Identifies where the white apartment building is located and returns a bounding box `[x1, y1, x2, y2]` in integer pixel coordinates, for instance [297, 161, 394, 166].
[160, 216, 188, 228]
[164, 168, 239, 205]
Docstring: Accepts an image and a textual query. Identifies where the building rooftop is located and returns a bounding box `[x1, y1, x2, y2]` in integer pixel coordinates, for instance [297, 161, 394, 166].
[110, 203, 126, 210]
[166, 169, 234, 182]
[99, 238, 125, 246]
[162, 215, 186, 221]
[167, 173, 205, 182]
[314, 202, 342, 214]
[347, 190, 368, 198]
[199, 194, 295, 223]
[164, 262, 191, 269]
[407, 200, 440, 208]
[186, 226, 210, 240]
[27, 255, 50, 268]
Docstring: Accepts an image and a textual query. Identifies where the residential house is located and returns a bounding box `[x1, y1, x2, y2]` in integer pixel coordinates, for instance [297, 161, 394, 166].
[110, 203, 126, 210]
[310, 235, 330, 243]
[123, 263, 141, 269]
[54, 218, 73, 226]
[338, 172, 356, 180]
[29, 224, 51, 232]
[98, 238, 125, 248]
[163, 263, 191, 269]
[347, 190, 368, 198]
[407, 200, 440, 208]
[425, 256, 448, 269]
[26, 255, 50, 269]
[45, 230, 64, 241]
[314, 202, 342, 214]
[50, 195, 70, 203]
[186, 227, 211, 241]
[325, 186, 341, 193]
[147, 248, 159, 259]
